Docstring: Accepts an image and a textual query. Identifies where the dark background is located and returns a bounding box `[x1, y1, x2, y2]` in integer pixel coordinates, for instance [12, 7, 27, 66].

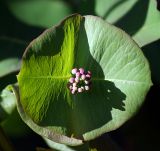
[0, 0, 160, 151]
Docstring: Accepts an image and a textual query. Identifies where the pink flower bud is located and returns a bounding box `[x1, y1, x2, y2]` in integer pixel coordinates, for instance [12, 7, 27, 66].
[79, 68, 84, 74]
[68, 68, 92, 94]
[71, 89, 76, 94]
[88, 71, 91, 74]
[73, 85, 78, 90]
[71, 68, 77, 74]
[69, 77, 74, 83]
[81, 74, 86, 80]
[69, 85, 73, 90]
[78, 88, 82, 93]
[76, 72, 80, 77]
[86, 74, 91, 79]
[73, 82, 77, 87]
[75, 77, 79, 83]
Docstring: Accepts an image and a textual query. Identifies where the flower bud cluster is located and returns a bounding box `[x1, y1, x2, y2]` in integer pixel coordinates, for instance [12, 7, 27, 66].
[68, 68, 92, 94]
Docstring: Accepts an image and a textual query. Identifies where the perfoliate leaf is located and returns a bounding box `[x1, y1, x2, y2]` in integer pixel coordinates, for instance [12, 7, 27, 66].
[16, 14, 152, 146]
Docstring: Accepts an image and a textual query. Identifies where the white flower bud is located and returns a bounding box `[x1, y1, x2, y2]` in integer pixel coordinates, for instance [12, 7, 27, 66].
[84, 80, 89, 84]
[78, 88, 82, 93]
[85, 86, 90, 90]
[81, 74, 86, 80]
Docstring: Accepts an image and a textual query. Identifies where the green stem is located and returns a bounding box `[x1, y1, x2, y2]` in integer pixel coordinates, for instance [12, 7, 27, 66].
[0, 126, 15, 151]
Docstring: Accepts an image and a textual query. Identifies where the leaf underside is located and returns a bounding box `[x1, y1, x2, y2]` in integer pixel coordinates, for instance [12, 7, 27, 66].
[17, 14, 152, 145]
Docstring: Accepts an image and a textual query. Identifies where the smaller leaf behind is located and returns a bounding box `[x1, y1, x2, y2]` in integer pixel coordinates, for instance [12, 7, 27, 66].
[7, 0, 72, 28]
[0, 85, 16, 122]
[0, 58, 20, 78]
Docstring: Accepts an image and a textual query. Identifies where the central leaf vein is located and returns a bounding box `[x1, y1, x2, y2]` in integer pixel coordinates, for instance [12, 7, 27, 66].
[20, 76, 148, 85]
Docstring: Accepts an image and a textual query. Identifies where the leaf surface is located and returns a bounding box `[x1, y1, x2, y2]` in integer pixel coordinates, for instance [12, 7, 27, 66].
[17, 14, 152, 145]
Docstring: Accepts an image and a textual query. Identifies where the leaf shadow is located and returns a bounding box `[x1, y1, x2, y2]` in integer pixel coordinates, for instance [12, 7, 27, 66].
[115, 0, 150, 35]
[103, 0, 128, 19]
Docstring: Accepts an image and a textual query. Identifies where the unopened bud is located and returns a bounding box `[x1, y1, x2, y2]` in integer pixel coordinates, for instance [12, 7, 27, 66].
[84, 80, 90, 84]
[79, 68, 84, 74]
[81, 74, 86, 80]
[85, 85, 90, 90]
[78, 88, 83, 93]
[71, 68, 77, 75]
[69, 77, 75, 83]
[75, 77, 79, 83]
[76, 72, 81, 78]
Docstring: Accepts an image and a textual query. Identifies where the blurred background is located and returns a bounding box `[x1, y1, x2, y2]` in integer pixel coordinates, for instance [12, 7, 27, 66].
[0, 0, 160, 151]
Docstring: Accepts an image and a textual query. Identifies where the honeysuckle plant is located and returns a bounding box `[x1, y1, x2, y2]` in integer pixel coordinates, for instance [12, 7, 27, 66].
[6, 14, 152, 150]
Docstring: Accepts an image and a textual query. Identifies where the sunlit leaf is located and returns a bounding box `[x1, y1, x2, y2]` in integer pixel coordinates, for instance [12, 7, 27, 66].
[7, 0, 72, 28]
[16, 14, 152, 146]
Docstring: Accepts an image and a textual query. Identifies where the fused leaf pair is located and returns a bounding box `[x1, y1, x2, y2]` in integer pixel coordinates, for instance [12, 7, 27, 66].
[13, 14, 152, 146]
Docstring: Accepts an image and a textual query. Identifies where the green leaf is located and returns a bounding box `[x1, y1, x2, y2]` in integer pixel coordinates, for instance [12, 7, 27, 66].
[7, 0, 72, 28]
[44, 135, 121, 151]
[95, 0, 138, 23]
[0, 86, 31, 137]
[17, 14, 152, 145]
[0, 58, 20, 78]
[113, 0, 160, 47]
[132, 0, 160, 47]
[44, 137, 79, 151]
[96, 0, 160, 47]
[0, 86, 16, 122]
[0, 37, 26, 91]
